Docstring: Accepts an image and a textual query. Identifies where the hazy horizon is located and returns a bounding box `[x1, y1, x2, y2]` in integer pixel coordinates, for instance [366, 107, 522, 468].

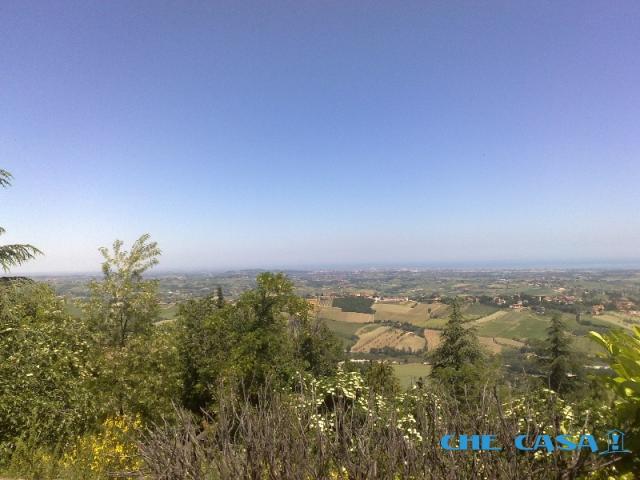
[3, 1, 640, 274]
[16, 258, 640, 277]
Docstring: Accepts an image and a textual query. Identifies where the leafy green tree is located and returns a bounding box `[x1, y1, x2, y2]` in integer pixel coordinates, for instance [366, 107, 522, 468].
[84, 234, 179, 419]
[222, 272, 307, 394]
[297, 318, 343, 377]
[177, 272, 342, 409]
[363, 361, 400, 397]
[177, 294, 222, 412]
[0, 282, 96, 457]
[545, 313, 571, 392]
[85, 234, 161, 347]
[91, 323, 181, 420]
[0, 169, 41, 272]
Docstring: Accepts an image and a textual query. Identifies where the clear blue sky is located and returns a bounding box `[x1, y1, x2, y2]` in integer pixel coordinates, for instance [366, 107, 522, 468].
[2, 1, 639, 273]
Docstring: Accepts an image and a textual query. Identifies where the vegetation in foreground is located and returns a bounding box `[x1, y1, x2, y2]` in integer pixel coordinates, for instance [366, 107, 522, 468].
[1, 169, 639, 479]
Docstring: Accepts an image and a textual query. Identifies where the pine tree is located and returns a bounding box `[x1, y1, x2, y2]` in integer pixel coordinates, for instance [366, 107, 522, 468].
[431, 300, 482, 371]
[0, 169, 42, 271]
[546, 313, 571, 392]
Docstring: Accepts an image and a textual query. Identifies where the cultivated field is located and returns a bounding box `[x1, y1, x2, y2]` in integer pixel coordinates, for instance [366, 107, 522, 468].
[373, 301, 450, 326]
[423, 329, 442, 351]
[321, 319, 362, 349]
[467, 309, 509, 326]
[316, 306, 373, 323]
[351, 325, 426, 353]
[318, 299, 613, 357]
[475, 310, 550, 341]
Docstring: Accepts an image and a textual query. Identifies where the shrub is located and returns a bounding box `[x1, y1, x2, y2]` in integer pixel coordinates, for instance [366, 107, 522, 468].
[590, 327, 640, 473]
[58, 415, 143, 479]
[139, 370, 616, 479]
[0, 282, 97, 463]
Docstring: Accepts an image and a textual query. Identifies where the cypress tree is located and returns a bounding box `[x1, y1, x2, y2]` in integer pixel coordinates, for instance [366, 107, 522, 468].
[216, 285, 224, 308]
[546, 313, 571, 392]
[431, 299, 482, 371]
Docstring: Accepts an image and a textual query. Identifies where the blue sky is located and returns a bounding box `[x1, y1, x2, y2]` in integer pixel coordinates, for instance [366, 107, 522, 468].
[2, 1, 639, 273]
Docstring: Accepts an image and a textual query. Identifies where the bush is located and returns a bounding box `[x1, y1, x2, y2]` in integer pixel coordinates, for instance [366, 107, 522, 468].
[590, 327, 640, 473]
[139, 370, 616, 479]
[59, 415, 143, 479]
[0, 282, 97, 464]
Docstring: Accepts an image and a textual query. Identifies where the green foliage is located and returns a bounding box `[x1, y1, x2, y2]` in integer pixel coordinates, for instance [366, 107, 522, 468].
[216, 285, 224, 308]
[429, 300, 487, 395]
[142, 369, 617, 479]
[0, 282, 96, 461]
[91, 325, 181, 421]
[221, 272, 304, 394]
[332, 296, 375, 313]
[57, 415, 143, 480]
[544, 313, 573, 392]
[85, 234, 161, 347]
[297, 317, 343, 377]
[83, 234, 179, 420]
[430, 299, 482, 371]
[364, 361, 401, 397]
[590, 327, 640, 472]
[177, 272, 343, 409]
[590, 327, 640, 405]
[0, 169, 42, 272]
[176, 293, 221, 411]
[0, 169, 11, 188]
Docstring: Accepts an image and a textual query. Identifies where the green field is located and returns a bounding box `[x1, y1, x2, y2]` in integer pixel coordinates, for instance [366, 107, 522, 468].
[471, 309, 617, 354]
[321, 319, 363, 349]
[159, 304, 178, 320]
[392, 363, 432, 389]
[322, 299, 625, 358]
[317, 306, 373, 323]
[475, 310, 550, 341]
[423, 317, 449, 329]
[571, 334, 606, 355]
[461, 303, 500, 319]
[373, 302, 449, 327]
[594, 312, 639, 330]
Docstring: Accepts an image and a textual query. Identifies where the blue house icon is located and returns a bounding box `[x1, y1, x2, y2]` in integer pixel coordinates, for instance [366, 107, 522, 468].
[601, 429, 631, 455]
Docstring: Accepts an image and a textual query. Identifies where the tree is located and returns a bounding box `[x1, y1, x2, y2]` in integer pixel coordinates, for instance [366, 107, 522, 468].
[176, 272, 343, 409]
[545, 313, 571, 392]
[297, 318, 343, 377]
[84, 234, 179, 418]
[216, 285, 224, 308]
[364, 361, 400, 397]
[85, 234, 161, 347]
[176, 294, 222, 412]
[222, 272, 313, 397]
[430, 300, 485, 394]
[0, 169, 42, 272]
[0, 282, 97, 453]
[431, 300, 482, 371]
